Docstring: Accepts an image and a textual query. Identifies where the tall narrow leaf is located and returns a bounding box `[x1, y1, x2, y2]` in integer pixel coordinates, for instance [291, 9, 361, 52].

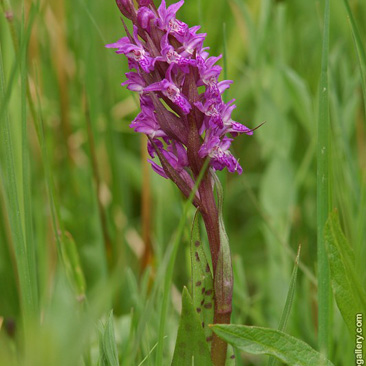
[20, 5, 38, 320]
[0, 20, 38, 331]
[324, 211, 366, 333]
[342, 0, 366, 117]
[317, 0, 331, 356]
[268, 245, 301, 366]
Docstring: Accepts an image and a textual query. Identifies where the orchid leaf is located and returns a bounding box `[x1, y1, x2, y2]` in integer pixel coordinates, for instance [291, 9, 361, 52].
[190, 211, 214, 346]
[171, 287, 212, 366]
[211, 325, 335, 366]
[225, 345, 236, 365]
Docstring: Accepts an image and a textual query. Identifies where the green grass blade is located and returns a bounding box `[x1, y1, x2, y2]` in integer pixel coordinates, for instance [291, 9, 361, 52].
[33, 65, 87, 300]
[171, 287, 211, 366]
[0, 19, 38, 330]
[137, 340, 161, 366]
[99, 310, 120, 366]
[317, 0, 331, 356]
[32, 63, 64, 249]
[276, 245, 301, 332]
[61, 232, 87, 299]
[211, 325, 335, 366]
[267, 245, 301, 366]
[324, 211, 366, 333]
[342, 0, 366, 118]
[20, 4, 39, 320]
[0, 2, 38, 130]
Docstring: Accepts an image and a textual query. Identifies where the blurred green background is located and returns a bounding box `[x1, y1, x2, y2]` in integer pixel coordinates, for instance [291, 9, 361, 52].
[0, 0, 365, 365]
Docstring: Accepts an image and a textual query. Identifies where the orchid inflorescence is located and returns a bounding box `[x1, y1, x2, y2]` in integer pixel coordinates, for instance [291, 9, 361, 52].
[107, 1, 251, 362]
[107, 0, 252, 203]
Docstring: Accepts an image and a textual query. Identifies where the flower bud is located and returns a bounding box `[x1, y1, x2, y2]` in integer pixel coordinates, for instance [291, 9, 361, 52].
[115, 0, 136, 20]
[137, 6, 156, 31]
[138, 0, 152, 6]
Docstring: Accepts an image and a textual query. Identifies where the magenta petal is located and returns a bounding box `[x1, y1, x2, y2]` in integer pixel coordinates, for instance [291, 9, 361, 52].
[148, 159, 168, 179]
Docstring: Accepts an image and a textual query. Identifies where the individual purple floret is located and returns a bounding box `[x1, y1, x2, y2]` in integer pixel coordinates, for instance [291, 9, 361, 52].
[106, 0, 252, 185]
[157, 0, 188, 37]
[106, 26, 156, 73]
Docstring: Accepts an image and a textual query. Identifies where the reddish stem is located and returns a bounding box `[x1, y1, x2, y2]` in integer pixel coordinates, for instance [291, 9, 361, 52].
[199, 177, 220, 272]
[185, 62, 232, 366]
[199, 175, 232, 366]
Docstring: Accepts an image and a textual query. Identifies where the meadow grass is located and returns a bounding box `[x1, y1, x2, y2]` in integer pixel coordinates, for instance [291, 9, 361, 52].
[317, 0, 331, 357]
[0, 0, 365, 365]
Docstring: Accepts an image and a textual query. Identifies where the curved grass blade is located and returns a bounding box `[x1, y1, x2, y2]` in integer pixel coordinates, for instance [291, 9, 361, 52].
[211, 325, 335, 366]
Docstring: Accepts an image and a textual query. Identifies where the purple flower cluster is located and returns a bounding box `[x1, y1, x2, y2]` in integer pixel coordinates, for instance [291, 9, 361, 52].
[107, 0, 252, 188]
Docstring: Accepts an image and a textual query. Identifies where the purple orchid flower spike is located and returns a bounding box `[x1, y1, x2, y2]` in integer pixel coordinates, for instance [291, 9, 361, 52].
[107, 1, 254, 364]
